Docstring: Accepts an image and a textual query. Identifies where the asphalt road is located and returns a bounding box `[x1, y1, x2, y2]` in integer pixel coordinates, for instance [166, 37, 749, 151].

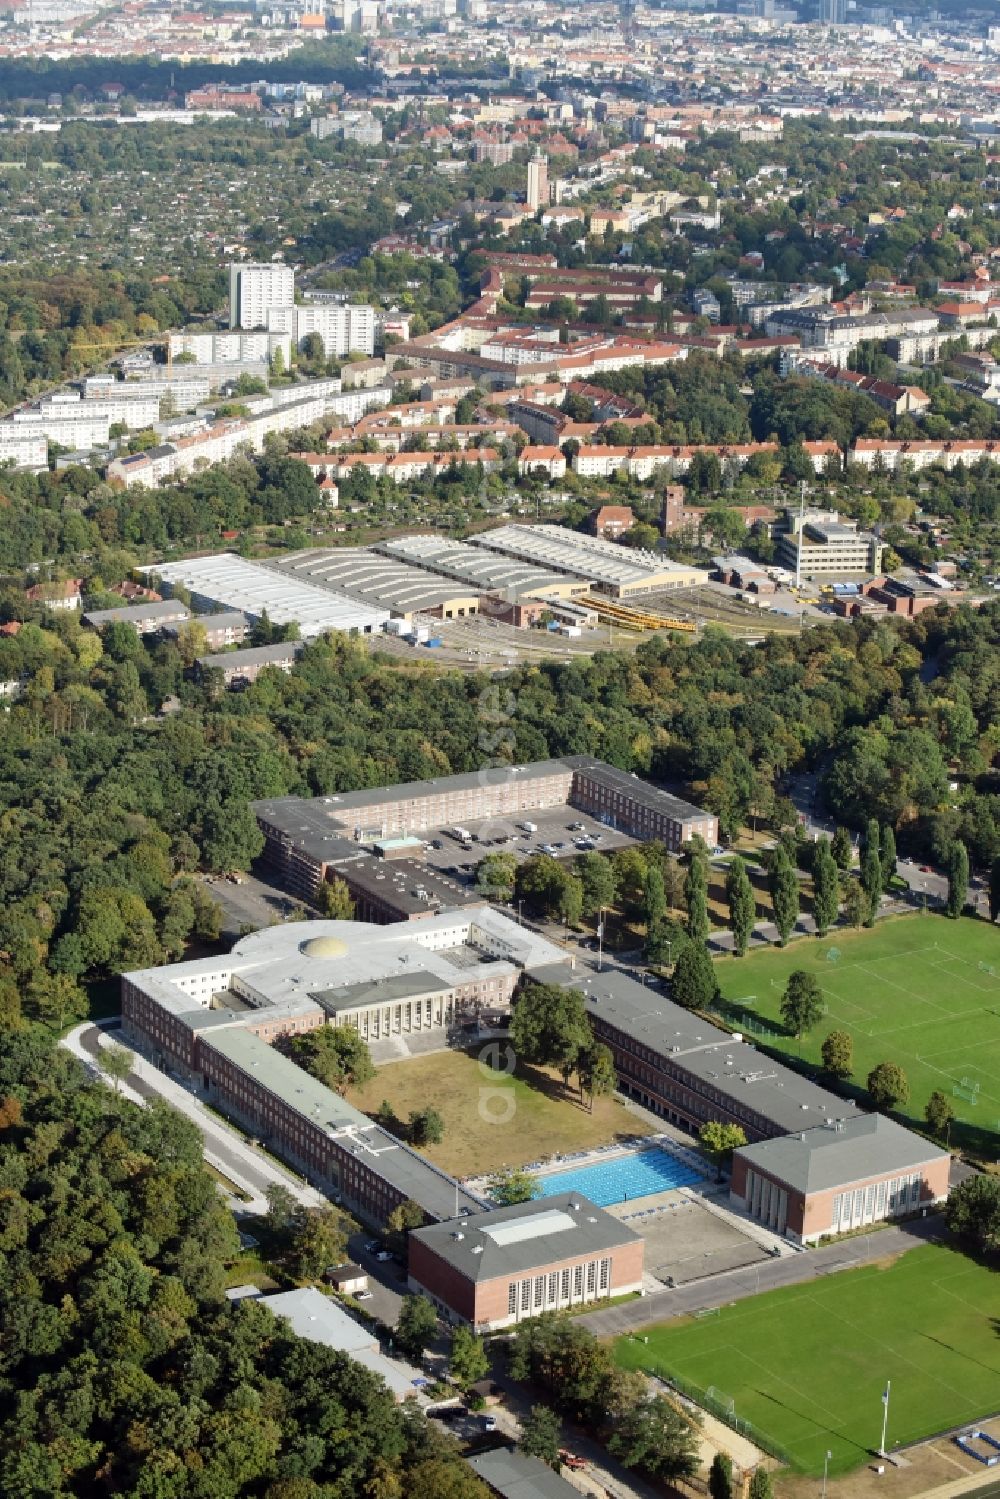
[578, 1213, 947, 1338]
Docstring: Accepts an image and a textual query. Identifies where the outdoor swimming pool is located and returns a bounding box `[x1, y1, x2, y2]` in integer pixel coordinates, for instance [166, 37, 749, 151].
[537, 1147, 705, 1208]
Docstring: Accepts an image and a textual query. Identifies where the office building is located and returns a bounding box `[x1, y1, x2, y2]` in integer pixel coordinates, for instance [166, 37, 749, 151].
[229, 261, 296, 330]
[408, 1194, 644, 1331]
[776, 509, 885, 578]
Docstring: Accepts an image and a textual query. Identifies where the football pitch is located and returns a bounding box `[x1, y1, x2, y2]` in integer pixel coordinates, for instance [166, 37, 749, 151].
[713, 914, 1000, 1154]
[615, 1244, 1000, 1475]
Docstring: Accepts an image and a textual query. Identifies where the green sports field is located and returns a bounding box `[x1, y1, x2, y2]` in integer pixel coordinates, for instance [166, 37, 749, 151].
[615, 1244, 1000, 1475]
[713, 914, 1000, 1154]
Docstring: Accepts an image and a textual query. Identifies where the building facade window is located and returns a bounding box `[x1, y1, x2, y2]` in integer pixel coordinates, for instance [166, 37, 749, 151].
[508, 1283, 517, 1316]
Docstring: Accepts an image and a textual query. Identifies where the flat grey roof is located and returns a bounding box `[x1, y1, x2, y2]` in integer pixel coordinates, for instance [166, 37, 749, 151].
[310, 968, 449, 1013]
[466, 1448, 582, 1498]
[410, 1192, 640, 1284]
[340, 857, 484, 916]
[555, 967, 864, 1138]
[736, 1113, 948, 1195]
[201, 1025, 482, 1220]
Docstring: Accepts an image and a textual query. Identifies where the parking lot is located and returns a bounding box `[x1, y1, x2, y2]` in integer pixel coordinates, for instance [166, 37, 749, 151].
[414, 805, 639, 885]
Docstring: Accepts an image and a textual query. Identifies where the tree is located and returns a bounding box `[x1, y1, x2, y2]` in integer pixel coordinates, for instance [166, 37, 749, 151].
[725, 856, 755, 957]
[520, 1405, 562, 1468]
[386, 1198, 426, 1244]
[831, 826, 853, 871]
[780, 971, 825, 1039]
[684, 858, 710, 942]
[821, 1030, 853, 1079]
[317, 877, 355, 920]
[290, 1026, 375, 1094]
[881, 824, 897, 884]
[945, 841, 969, 919]
[867, 1061, 909, 1111]
[395, 1294, 438, 1359]
[990, 856, 1000, 923]
[812, 839, 840, 938]
[449, 1325, 488, 1392]
[643, 865, 666, 932]
[575, 851, 617, 918]
[749, 1469, 774, 1499]
[925, 1090, 955, 1142]
[476, 852, 517, 900]
[768, 845, 800, 946]
[98, 1041, 134, 1094]
[699, 1120, 747, 1179]
[409, 1106, 444, 1147]
[510, 981, 591, 1086]
[859, 840, 882, 928]
[671, 943, 719, 1011]
[486, 1166, 540, 1206]
[842, 878, 869, 929]
[287, 1204, 348, 1281]
[710, 1453, 734, 1499]
[578, 1042, 616, 1111]
[945, 1173, 1000, 1254]
[607, 1395, 699, 1481]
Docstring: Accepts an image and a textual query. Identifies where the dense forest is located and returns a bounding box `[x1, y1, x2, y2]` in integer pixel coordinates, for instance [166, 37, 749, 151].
[1, 598, 997, 1032]
[0, 1028, 488, 1499]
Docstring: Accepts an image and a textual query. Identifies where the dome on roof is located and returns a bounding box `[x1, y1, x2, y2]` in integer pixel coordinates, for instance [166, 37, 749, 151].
[300, 935, 349, 960]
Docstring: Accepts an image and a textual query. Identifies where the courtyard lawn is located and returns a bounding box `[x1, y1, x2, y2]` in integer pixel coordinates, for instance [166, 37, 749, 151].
[615, 1243, 1000, 1476]
[713, 913, 1000, 1156]
[347, 1047, 652, 1177]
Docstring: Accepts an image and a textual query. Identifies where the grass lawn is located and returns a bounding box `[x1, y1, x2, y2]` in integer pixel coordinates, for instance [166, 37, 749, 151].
[712, 913, 1000, 1156]
[347, 1047, 652, 1177]
[615, 1243, 1000, 1476]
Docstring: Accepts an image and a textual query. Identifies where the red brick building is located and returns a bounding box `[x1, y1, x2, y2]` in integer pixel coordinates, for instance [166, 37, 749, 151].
[590, 504, 635, 539]
[731, 1115, 950, 1245]
[408, 1194, 644, 1331]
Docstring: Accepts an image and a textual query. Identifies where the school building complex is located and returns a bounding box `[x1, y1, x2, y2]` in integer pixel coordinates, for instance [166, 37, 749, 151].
[121, 911, 570, 1227]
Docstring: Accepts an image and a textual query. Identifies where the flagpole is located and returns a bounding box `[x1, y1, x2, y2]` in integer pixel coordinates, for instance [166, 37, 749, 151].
[879, 1381, 890, 1458]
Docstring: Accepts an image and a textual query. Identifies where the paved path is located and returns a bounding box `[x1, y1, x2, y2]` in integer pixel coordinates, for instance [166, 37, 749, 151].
[62, 1022, 325, 1214]
[578, 1215, 945, 1338]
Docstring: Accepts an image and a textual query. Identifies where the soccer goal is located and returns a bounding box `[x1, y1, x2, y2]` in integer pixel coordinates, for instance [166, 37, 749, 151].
[706, 1385, 736, 1417]
[953, 1077, 981, 1106]
[825, 947, 842, 965]
[695, 1306, 721, 1320]
[978, 961, 997, 979]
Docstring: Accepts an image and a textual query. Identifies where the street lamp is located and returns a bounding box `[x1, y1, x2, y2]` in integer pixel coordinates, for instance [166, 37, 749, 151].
[597, 907, 607, 972]
[822, 1449, 832, 1499]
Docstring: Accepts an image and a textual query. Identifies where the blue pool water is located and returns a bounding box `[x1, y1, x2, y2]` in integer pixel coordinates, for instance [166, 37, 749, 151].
[537, 1148, 704, 1208]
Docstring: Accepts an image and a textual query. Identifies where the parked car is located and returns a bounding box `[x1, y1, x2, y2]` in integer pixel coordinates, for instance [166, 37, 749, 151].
[481, 1415, 497, 1432]
[375, 1249, 393, 1262]
[559, 1451, 588, 1471]
[355, 1290, 373, 1301]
